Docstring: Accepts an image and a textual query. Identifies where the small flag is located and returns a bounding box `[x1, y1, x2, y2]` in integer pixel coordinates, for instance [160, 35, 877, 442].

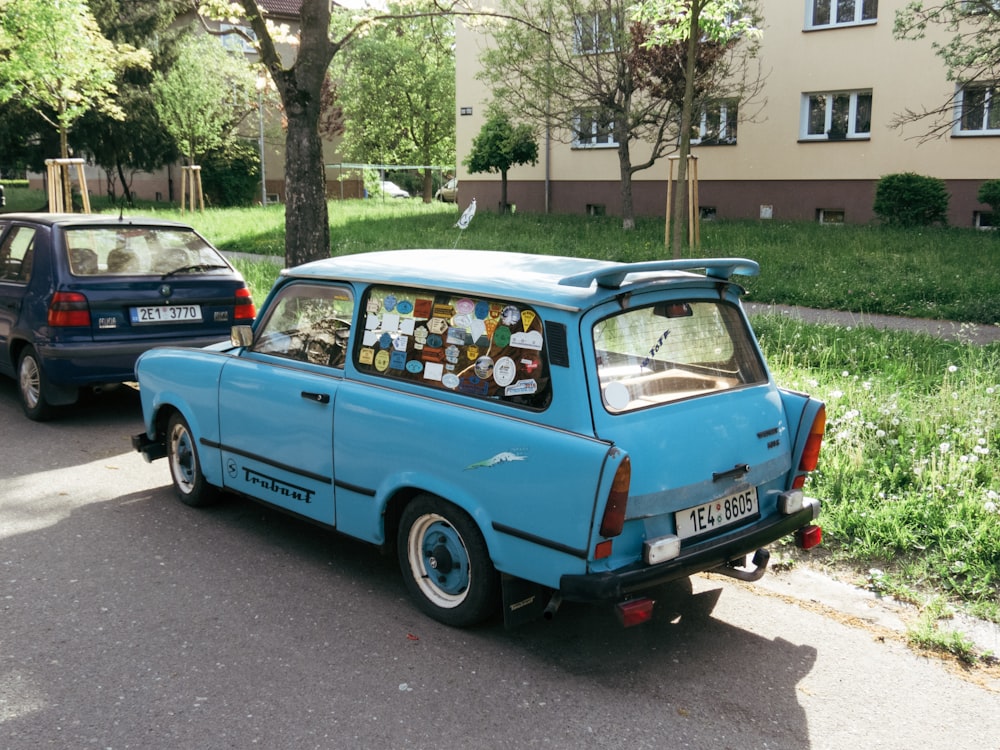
[455, 198, 476, 230]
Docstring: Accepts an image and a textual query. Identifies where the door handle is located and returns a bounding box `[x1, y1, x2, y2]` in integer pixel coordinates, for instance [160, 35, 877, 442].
[301, 391, 330, 404]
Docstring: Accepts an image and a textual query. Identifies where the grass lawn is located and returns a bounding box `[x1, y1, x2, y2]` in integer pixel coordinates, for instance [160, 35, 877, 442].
[6, 191, 999, 647]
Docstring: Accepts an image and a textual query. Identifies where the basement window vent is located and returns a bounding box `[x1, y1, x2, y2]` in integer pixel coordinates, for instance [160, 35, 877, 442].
[817, 209, 845, 225]
[586, 204, 606, 217]
[700, 206, 717, 221]
[974, 211, 995, 230]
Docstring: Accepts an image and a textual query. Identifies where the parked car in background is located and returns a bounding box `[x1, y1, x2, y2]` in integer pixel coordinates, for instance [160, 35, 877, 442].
[435, 178, 458, 202]
[378, 181, 410, 199]
[133, 250, 825, 628]
[0, 213, 255, 420]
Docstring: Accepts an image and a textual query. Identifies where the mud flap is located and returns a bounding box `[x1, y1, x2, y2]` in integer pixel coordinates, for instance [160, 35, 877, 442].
[501, 573, 550, 628]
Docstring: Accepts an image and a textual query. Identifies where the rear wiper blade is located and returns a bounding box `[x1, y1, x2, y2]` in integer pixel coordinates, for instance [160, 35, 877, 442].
[162, 264, 230, 278]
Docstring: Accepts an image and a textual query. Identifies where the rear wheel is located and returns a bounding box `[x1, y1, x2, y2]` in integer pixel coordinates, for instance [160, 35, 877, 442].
[167, 412, 217, 507]
[397, 496, 499, 627]
[17, 346, 54, 421]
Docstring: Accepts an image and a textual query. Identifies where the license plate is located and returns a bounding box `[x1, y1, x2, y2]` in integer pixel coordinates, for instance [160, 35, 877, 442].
[130, 305, 203, 324]
[675, 487, 759, 540]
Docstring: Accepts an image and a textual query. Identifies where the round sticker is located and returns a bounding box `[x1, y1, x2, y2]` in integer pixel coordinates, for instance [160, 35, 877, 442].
[384, 294, 397, 312]
[405, 360, 423, 374]
[374, 350, 390, 372]
[493, 325, 511, 348]
[474, 301, 490, 319]
[442, 373, 460, 389]
[455, 298, 475, 315]
[493, 356, 517, 387]
[603, 382, 630, 411]
[474, 356, 494, 379]
[396, 300, 414, 315]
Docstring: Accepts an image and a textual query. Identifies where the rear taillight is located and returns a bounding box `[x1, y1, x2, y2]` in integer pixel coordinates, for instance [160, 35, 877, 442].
[792, 405, 826, 489]
[599, 455, 631, 538]
[234, 286, 256, 320]
[796, 524, 823, 550]
[48, 292, 90, 327]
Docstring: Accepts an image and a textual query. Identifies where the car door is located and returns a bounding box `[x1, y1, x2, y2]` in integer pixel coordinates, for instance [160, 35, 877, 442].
[0, 222, 39, 378]
[216, 281, 353, 525]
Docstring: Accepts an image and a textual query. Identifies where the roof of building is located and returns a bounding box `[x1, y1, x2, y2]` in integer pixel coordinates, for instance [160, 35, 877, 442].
[259, 0, 301, 18]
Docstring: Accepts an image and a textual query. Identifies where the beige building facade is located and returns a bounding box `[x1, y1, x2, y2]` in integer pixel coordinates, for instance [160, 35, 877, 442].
[455, 0, 998, 226]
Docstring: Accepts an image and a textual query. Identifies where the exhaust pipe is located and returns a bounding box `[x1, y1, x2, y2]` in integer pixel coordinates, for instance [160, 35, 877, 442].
[542, 593, 562, 620]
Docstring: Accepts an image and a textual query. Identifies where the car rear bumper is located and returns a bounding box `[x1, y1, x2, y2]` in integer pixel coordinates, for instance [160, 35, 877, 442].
[558, 498, 821, 603]
[37, 336, 227, 384]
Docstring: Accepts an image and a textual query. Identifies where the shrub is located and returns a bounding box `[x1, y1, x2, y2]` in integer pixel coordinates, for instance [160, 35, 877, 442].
[873, 172, 949, 228]
[200, 140, 261, 208]
[978, 179, 1000, 214]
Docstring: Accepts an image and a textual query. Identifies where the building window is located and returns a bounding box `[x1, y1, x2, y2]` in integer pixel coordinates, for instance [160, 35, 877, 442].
[806, 0, 878, 28]
[574, 11, 617, 55]
[817, 209, 846, 224]
[573, 110, 617, 147]
[955, 82, 1000, 135]
[693, 100, 738, 145]
[801, 90, 872, 140]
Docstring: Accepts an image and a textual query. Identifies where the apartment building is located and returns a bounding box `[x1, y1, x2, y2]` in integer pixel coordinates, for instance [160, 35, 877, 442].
[454, 1, 998, 226]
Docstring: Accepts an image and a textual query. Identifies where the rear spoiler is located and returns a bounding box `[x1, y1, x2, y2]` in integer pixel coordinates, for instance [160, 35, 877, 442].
[558, 258, 759, 289]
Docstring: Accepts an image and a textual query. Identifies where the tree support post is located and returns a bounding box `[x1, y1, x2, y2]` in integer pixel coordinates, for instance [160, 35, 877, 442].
[664, 154, 700, 254]
[180, 165, 204, 212]
[45, 158, 91, 213]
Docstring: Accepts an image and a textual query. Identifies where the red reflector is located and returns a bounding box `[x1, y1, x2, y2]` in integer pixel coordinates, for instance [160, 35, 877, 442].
[48, 292, 90, 327]
[594, 540, 613, 560]
[599, 456, 630, 537]
[791, 474, 806, 490]
[615, 598, 655, 627]
[799, 405, 826, 472]
[234, 287, 256, 320]
[795, 524, 822, 550]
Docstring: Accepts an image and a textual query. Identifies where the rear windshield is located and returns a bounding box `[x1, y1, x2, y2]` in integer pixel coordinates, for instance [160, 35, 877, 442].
[593, 300, 767, 413]
[64, 226, 230, 276]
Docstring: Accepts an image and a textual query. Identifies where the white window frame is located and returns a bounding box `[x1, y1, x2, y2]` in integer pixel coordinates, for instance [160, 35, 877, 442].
[954, 82, 1000, 135]
[805, 0, 878, 29]
[573, 11, 617, 55]
[693, 99, 739, 145]
[573, 110, 618, 148]
[800, 90, 873, 140]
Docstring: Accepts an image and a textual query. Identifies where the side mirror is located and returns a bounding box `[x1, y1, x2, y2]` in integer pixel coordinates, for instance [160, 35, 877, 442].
[231, 324, 253, 348]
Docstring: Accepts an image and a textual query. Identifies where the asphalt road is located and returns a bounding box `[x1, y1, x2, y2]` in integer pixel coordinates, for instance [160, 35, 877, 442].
[1, 380, 998, 750]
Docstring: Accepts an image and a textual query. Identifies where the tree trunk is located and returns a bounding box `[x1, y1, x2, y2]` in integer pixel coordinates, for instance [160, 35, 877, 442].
[500, 169, 508, 213]
[671, 2, 701, 259]
[617, 137, 636, 231]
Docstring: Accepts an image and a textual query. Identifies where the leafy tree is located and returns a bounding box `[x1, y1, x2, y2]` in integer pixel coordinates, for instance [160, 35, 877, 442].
[631, 0, 761, 254]
[977, 179, 1000, 215]
[0, 0, 151, 160]
[151, 34, 257, 166]
[74, 0, 188, 205]
[333, 4, 456, 202]
[478, 0, 761, 235]
[201, 139, 261, 207]
[893, 2, 1000, 138]
[464, 110, 538, 212]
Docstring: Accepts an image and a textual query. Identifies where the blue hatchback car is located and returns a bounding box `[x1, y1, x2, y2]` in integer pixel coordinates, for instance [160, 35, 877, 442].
[133, 250, 825, 628]
[0, 213, 255, 420]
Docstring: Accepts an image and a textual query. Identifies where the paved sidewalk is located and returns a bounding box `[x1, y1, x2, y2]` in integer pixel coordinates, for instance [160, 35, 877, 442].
[745, 302, 1000, 346]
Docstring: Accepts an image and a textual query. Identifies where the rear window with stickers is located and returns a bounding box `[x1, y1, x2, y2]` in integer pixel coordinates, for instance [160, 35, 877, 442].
[354, 285, 551, 410]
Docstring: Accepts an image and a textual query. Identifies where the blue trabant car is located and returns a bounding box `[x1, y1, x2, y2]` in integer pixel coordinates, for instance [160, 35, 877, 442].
[133, 250, 825, 628]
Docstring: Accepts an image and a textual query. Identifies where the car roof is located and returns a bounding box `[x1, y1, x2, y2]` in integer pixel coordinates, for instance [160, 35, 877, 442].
[0, 212, 195, 230]
[287, 250, 759, 311]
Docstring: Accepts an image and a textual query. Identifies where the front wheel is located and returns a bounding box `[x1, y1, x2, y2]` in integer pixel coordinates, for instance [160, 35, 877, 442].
[397, 496, 499, 627]
[166, 412, 217, 507]
[17, 346, 55, 421]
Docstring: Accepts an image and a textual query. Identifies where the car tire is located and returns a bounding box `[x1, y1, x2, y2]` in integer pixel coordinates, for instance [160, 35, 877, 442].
[17, 346, 55, 421]
[397, 495, 499, 627]
[167, 412, 217, 507]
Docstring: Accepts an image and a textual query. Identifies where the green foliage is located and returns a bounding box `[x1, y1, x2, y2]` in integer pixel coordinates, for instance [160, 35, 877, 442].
[0, 0, 151, 156]
[332, 4, 455, 197]
[978, 179, 1000, 213]
[200, 140, 261, 208]
[464, 111, 538, 177]
[150, 34, 256, 164]
[873, 172, 950, 228]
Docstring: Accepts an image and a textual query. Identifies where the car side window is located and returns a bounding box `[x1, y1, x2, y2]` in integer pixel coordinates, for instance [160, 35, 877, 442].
[0, 226, 37, 283]
[354, 284, 552, 410]
[252, 282, 354, 368]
